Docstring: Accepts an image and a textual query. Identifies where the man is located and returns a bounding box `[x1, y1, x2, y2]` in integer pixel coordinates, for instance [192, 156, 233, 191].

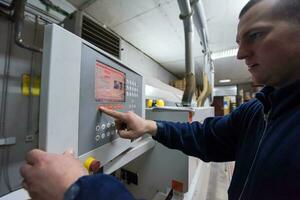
[20, 0, 300, 199]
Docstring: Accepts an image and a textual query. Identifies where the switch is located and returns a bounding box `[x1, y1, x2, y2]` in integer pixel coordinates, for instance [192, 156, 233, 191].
[83, 157, 101, 174]
[96, 125, 101, 131]
[95, 135, 100, 142]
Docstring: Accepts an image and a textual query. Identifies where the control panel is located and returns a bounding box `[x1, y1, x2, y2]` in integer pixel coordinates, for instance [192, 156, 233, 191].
[78, 44, 143, 156]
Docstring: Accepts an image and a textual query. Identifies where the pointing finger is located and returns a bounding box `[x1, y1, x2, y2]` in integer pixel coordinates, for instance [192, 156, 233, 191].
[119, 130, 136, 139]
[99, 106, 126, 120]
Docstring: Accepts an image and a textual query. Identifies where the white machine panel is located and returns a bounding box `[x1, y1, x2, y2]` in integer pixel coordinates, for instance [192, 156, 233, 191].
[40, 24, 144, 166]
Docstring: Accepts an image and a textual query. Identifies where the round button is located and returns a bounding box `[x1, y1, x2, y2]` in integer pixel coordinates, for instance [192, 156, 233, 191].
[107, 123, 111, 128]
[95, 135, 100, 141]
[107, 131, 110, 137]
[101, 133, 105, 139]
[101, 124, 106, 130]
[96, 125, 101, 131]
[111, 122, 115, 127]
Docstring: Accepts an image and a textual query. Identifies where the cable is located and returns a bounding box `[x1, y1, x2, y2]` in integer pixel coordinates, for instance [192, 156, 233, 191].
[0, 19, 13, 192]
[3, 21, 13, 192]
[3, 147, 12, 191]
[26, 15, 38, 138]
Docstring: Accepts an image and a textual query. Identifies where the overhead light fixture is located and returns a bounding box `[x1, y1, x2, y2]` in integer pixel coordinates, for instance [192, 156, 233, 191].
[211, 48, 238, 60]
[219, 79, 231, 83]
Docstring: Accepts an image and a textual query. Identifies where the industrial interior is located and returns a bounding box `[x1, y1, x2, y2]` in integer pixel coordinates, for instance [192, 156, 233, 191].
[0, 0, 263, 199]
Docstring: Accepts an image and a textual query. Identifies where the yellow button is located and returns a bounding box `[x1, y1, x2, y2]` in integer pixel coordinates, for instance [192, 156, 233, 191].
[147, 99, 153, 108]
[83, 157, 96, 172]
[156, 99, 165, 107]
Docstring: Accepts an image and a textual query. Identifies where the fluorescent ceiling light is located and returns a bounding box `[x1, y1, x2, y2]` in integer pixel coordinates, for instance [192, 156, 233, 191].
[211, 48, 238, 60]
[219, 79, 231, 83]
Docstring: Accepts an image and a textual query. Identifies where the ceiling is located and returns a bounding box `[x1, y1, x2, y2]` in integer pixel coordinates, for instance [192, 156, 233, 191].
[66, 0, 251, 86]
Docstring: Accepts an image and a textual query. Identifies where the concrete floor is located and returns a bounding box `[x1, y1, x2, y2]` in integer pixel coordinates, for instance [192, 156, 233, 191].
[206, 163, 231, 200]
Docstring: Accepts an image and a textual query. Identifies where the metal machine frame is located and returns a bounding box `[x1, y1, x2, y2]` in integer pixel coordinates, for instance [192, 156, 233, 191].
[39, 24, 146, 166]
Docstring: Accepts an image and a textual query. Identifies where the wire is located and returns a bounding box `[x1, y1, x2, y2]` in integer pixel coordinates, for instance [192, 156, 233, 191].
[3, 147, 12, 191]
[0, 19, 13, 192]
[26, 15, 38, 137]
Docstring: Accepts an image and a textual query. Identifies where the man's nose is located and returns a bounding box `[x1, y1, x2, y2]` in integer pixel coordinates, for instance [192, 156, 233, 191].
[236, 43, 251, 60]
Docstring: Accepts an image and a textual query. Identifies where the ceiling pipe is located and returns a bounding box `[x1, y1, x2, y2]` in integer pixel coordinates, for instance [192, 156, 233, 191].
[191, 0, 209, 52]
[13, 0, 43, 53]
[191, 0, 214, 104]
[177, 0, 196, 107]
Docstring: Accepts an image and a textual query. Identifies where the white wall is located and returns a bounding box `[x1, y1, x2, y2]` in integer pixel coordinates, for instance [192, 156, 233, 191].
[120, 40, 177, 85]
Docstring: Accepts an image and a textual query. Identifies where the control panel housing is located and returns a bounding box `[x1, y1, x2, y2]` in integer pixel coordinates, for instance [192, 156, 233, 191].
[79, 44, 143, 155]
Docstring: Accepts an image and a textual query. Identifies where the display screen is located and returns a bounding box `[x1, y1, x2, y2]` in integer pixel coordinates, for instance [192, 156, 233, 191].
[95, 61, 125, 102]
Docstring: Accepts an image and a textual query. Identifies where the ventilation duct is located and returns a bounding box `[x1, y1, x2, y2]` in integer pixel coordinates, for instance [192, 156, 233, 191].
[63, 11, 120, 58]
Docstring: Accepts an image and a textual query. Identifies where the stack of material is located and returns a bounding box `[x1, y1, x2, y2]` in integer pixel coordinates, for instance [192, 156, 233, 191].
[170, 73, 212, 107]
[170, 78, 186, 91]
[170, 78, 201, 104]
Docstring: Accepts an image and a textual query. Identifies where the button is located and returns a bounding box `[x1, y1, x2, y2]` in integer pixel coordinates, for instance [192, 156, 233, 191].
[111, 122, 115, 127]
[107, 131, 110, 137]
[96, 125, 101, 131]
[107, 123, 111, 128]
[101, 124, 106, 130]
[95, 135, 100, 142]
[101, 133, 105, 139]
[84, 157, 101, 173]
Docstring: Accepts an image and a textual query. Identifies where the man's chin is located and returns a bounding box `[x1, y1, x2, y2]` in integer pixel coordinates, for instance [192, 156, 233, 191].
[251, 77, 264, 86]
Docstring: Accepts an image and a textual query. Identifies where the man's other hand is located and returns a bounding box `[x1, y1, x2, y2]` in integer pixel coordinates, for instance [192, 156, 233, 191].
[20, 149, 87, 200]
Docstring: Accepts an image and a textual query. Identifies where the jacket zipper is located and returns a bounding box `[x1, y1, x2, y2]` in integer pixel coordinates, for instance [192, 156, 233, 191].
[238, 111, 270, 200]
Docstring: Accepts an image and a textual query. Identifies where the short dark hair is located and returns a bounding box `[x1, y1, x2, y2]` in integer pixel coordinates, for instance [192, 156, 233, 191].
[239, 0, 300, 24]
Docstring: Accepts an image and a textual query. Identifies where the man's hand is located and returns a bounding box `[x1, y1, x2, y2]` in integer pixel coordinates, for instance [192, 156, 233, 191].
[20, 149, 87, 200]
[99, 106, 157, 139]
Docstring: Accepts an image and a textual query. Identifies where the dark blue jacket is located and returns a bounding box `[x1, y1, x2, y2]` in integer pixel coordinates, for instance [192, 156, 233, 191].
[67, 174, 134, 200]
[154, 80, 300, 200]
[70, 80, 300, 200]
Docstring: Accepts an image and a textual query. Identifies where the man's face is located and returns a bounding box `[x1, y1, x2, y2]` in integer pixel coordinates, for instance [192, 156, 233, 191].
[236, 0, 300, 87]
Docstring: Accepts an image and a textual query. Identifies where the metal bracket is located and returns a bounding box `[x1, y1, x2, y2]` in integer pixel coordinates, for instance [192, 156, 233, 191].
[0, 137, 16, 146]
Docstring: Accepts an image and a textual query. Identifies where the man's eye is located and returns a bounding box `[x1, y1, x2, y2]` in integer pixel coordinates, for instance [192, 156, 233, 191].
[248, 32, 263, 41]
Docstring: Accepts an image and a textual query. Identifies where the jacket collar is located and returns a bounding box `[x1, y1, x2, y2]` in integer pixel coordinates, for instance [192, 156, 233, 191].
[255, 80, 300, 119]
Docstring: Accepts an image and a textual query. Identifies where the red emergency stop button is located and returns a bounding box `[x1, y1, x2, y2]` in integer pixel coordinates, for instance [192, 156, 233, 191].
[84, 157, 101, 173]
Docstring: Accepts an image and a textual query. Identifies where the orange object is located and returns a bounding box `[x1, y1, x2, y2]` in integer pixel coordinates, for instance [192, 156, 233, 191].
[188, 111, 193, 123]
[84, 157, 101, 173]
[172, 180, 184, 193]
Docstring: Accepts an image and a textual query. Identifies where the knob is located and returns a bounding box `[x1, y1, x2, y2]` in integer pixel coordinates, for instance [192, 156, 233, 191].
[83, 157, 101, 173]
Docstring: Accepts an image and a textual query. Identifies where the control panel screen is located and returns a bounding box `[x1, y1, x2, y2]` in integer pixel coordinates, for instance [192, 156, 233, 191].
[95, 61, 125, 102]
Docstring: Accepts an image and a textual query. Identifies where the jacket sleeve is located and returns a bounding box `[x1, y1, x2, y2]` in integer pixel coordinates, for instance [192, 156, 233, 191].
[152, 104, 247, 162]
[72, 174, 135, 200]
